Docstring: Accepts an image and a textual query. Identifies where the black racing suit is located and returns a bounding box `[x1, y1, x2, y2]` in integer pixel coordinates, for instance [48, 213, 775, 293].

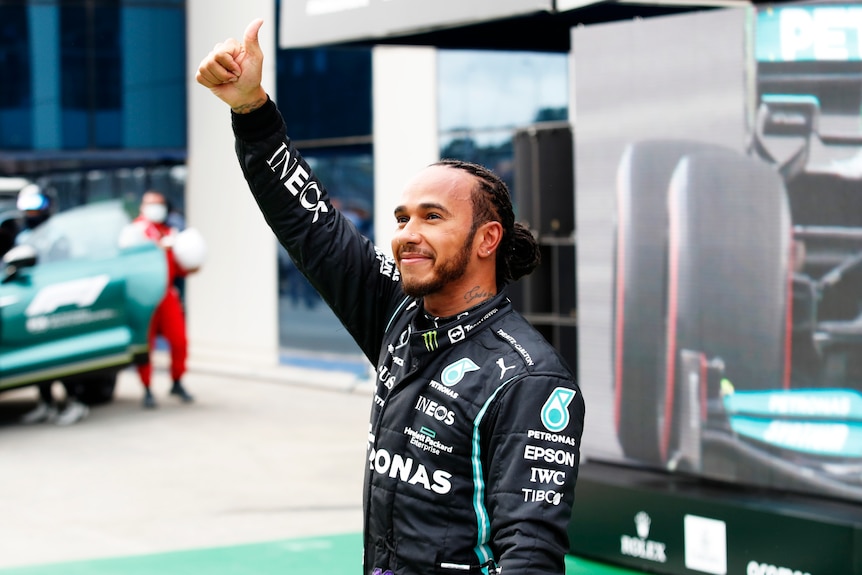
[232, 98, 585, 575]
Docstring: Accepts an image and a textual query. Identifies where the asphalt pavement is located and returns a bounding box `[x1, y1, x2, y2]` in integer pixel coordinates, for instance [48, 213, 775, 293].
[0, 354, 372, 570]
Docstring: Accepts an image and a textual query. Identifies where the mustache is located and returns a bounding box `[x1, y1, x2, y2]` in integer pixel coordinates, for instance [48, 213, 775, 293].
[397, 246, 434, 259]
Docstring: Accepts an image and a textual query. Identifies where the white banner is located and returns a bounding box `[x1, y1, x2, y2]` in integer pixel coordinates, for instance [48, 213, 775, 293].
[279, 0, 553, 48]
[555, 0, 602, 11]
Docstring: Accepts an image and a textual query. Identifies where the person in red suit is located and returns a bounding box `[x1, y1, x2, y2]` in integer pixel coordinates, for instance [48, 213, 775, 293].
[134, 190, 195, 408]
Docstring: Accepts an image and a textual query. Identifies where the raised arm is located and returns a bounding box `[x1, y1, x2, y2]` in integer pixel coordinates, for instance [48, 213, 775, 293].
[195, 19, 406, 363]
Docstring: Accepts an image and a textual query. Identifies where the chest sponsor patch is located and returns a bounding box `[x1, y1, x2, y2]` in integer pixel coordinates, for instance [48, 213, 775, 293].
[368, 447, 452, 494]
[441, 357, 479, 387]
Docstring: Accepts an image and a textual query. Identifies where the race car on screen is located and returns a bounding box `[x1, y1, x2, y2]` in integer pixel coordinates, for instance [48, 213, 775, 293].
[611, 4, 862, 500]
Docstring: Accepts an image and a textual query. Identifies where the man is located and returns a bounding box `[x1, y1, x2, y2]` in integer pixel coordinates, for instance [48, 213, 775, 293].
[133, 190, 195, 408]
[197, 20, 584, 574]
[14, 183, 53, 245]
[15, 185, 90, 426]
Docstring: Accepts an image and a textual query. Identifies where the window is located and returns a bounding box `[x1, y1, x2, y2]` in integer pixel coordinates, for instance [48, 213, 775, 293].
[275, 47, 374, 372]
[60, 0, 122, 148]
[276, 47, 372, 140]
[438, 49, 569, 187]
[0, 4, 32, 148]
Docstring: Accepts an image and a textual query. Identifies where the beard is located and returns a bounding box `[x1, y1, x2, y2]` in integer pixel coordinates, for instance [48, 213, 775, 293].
[400, 229, 475, 298]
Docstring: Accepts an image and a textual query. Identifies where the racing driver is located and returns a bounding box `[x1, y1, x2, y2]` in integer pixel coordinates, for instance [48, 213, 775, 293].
[196, 19, 585, 575]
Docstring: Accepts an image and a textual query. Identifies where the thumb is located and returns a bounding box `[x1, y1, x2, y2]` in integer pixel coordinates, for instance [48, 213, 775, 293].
[243, 18, 264, 56]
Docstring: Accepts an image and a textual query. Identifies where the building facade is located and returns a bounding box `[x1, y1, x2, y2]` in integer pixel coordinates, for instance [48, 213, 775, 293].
[2, 0, 571, 377]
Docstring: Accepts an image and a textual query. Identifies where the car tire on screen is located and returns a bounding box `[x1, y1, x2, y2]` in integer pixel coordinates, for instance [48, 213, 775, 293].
[661, 149, 793, 463]
[613, 139, 734, 465]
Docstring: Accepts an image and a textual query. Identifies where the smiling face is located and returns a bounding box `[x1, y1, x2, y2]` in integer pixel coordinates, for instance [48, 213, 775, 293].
[392, 165, 480, 302]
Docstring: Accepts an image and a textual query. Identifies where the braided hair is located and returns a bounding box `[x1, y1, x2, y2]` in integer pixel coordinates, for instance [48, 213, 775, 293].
[433, 158, 541, 287]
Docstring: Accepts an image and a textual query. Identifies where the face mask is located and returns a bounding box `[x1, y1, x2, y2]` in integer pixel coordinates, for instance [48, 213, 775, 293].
[142, 203, 168, 223]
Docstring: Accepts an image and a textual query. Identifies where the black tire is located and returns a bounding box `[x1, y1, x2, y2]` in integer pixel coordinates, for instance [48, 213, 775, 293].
[613, 140, 733, 464]
[663, 150, 792, 462]
[73, 371, 119, 406]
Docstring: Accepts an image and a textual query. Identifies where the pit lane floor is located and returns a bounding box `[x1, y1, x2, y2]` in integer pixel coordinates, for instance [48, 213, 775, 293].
[0, 533, 637, 574]
[0, 357, 642, 575]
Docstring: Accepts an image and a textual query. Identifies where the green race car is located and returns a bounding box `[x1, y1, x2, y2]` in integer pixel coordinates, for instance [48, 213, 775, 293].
[0, 200, 167, 404]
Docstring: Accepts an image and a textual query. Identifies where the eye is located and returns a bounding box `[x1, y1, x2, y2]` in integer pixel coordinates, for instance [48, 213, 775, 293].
[426, 212, 442, 221]
[395, 215, 409, 225]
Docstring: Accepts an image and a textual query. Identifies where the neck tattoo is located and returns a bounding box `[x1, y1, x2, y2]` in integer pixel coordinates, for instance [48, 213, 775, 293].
[464, 285, 494, 305]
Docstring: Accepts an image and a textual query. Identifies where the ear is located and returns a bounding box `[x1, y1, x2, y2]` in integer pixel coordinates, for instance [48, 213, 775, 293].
[475, 220, 503, 259]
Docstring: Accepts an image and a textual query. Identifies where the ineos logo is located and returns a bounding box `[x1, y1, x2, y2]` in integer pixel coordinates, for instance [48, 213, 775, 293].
[266, 142, 329, 223]
[414, 395, 454, 425]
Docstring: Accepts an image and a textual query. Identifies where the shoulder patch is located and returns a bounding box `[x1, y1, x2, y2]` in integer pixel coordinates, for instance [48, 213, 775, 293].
[495, 328, 535, 366]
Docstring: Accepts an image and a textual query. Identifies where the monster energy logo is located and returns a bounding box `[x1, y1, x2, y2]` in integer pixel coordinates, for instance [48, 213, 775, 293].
[422, 330, 438, 351]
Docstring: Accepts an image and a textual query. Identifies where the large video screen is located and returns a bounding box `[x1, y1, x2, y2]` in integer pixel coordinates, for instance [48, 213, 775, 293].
[575, 3, 862, 503]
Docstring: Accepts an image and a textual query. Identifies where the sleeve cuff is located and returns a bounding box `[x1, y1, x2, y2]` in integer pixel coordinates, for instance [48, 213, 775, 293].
[231, 96, 284, 142]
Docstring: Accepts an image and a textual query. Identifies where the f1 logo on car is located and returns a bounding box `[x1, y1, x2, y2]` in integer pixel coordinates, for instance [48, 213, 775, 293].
[26, 275, 110, 316]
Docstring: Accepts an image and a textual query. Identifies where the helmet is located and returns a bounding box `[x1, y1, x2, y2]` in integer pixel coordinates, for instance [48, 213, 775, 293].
[17, 183, 51, 212]
[17, 183, 54, 230]
[172, 227, 208, 271]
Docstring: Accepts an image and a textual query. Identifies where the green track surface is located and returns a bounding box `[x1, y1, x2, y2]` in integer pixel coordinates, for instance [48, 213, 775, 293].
[0, 533, 639, 574]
